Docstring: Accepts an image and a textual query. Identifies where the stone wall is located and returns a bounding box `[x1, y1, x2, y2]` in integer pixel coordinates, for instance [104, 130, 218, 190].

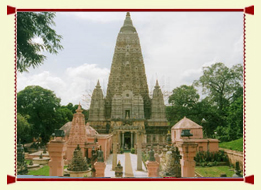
[219, 148, 243, 170]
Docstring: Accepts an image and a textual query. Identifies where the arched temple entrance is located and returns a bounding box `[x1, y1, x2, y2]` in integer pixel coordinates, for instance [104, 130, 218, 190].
[124, 132, 131, 150]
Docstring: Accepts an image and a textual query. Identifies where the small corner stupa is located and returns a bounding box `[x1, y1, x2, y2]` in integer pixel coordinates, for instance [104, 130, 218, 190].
[66, 103, 89, 161]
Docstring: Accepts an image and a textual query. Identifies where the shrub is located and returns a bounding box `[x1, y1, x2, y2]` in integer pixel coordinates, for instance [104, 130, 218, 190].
[120, 148, 124, 154]
[131, 148, 135, 154]
[194, 151, 229, 164]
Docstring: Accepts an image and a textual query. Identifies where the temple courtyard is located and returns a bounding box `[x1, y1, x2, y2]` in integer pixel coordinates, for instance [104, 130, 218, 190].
[105, 153, 147, 177]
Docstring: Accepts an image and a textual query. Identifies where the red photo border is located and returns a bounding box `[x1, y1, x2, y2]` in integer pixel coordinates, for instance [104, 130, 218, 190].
[7, 5, 254, 185]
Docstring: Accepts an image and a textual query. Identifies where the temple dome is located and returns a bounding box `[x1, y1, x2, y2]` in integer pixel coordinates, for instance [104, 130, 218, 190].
[59, 122, 99, 137]
[171, 117, 202, 129]
[85, 123, 98, 136]
[60, 122, 72, 137]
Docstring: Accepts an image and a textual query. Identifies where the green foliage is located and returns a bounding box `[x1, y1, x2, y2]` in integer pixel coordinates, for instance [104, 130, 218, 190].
[166, 85, 201, 126]
[195, 166, 234, 177]
[194, 63, 243, 112]
[17, 113, 32, 143]
[17, 86, 65, 144]
[167, 63, 243, 140]
[120, 148, 124, 154]
[62, 103, 89, 123]
[17, 12, 63, 72]
[28, 165, 50, 176]
[226, 94, 243, 140]
[219, 138, 243, 152]
[131, 148, 135, 154]
[17, 86, 90, 145]
[194, 151, 229, 163]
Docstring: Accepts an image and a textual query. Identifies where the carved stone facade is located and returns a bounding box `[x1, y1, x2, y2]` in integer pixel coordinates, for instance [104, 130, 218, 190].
[89, 80, 105, 121]
[89, 12, 170, 148]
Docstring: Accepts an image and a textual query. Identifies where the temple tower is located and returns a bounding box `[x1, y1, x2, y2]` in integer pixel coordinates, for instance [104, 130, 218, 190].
[105, 12, 151, 119]
[66, 104, 88, 161]
[89, 80, 105, 121]
[88, 12, 169, 147]
[149, 80, 167, 122]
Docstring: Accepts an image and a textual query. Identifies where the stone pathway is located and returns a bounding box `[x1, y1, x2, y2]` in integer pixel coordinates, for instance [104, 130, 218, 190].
[124, 153, 134, 177]
[104, 153, 148, 177]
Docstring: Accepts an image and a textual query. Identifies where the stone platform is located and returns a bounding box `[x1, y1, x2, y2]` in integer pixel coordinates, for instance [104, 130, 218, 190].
[33, 157, 50, 165]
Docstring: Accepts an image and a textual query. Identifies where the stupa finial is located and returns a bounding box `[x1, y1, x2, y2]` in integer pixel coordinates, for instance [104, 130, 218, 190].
[156, 79, 159, 86]
[123, 12, 134, 27]
[76, 102, 83, 113]
[96, 80, 101, 88]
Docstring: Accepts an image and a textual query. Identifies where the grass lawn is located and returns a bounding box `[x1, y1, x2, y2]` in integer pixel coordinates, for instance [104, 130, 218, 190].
[28, 165, 50, 176]
[27, 165, 68, 176]
[219, 138, 243, 152]
[195, 166, 234, 177]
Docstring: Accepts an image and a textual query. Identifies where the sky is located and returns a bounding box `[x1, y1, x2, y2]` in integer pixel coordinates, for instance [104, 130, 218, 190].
[17, 12, 243, 109]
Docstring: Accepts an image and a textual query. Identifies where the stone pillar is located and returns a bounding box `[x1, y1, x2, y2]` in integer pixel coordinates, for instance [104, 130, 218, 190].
[118, 132, 121, 148]
[112, 132, 118, 170]
[122, 132, 125, 149]
[144, 134, 147, 144]
[131, 132, 133, 148]
[137, 132, 142, 170]
[48, 138, 66, 176]
[177, 140, 198, 177]
[94, 162, 106, 177]
[146, 161, 159, 177]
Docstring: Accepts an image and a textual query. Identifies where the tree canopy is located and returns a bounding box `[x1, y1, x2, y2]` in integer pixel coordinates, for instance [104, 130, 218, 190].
[167, 85, 200, 125]
[193, 63, 243, 112]
[167, 63, 243, 141]
[17, 86, 89, 144]
[17, 86, 62, 143]
[17, 12, 63, 72]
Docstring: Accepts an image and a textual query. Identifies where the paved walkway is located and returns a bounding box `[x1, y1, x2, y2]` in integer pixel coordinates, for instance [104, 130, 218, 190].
[104, 153, 148, 177]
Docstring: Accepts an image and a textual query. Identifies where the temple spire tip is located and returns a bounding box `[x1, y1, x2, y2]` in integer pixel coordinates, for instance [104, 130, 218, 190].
[156, 79, 159, 86]
[96, 80, 101, 88]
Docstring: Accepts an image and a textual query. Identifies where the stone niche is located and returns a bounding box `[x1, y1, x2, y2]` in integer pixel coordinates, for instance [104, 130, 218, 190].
[111, 90, 144, 120]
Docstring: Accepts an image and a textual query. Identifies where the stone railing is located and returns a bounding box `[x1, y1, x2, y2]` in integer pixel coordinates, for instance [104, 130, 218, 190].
[219, 148, 243, 170]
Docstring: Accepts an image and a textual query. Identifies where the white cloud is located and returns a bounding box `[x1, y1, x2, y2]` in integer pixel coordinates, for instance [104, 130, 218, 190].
[18, 64, 110, 109]
[18, 71, 66, 93]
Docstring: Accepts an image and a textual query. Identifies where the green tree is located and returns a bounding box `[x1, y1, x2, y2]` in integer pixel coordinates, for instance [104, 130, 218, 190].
[54, 107, 74, 126]
[169, 85, 200, 108]
[17, 113, 32, 143]
[194, 63, 243, 141]
[167, 85, 200, 126]
[194, 63, 243, 112]
[17, 12, 63, 72]
[226, 94, 243, 141]
[62, 103, 89, 123]
[17, 85, 61, 144]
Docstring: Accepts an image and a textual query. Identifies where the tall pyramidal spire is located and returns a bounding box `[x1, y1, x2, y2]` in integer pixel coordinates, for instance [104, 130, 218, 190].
[105, 12, 151, 119]
[150, 80, 167, 122]
[89, 80, 105, 121]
